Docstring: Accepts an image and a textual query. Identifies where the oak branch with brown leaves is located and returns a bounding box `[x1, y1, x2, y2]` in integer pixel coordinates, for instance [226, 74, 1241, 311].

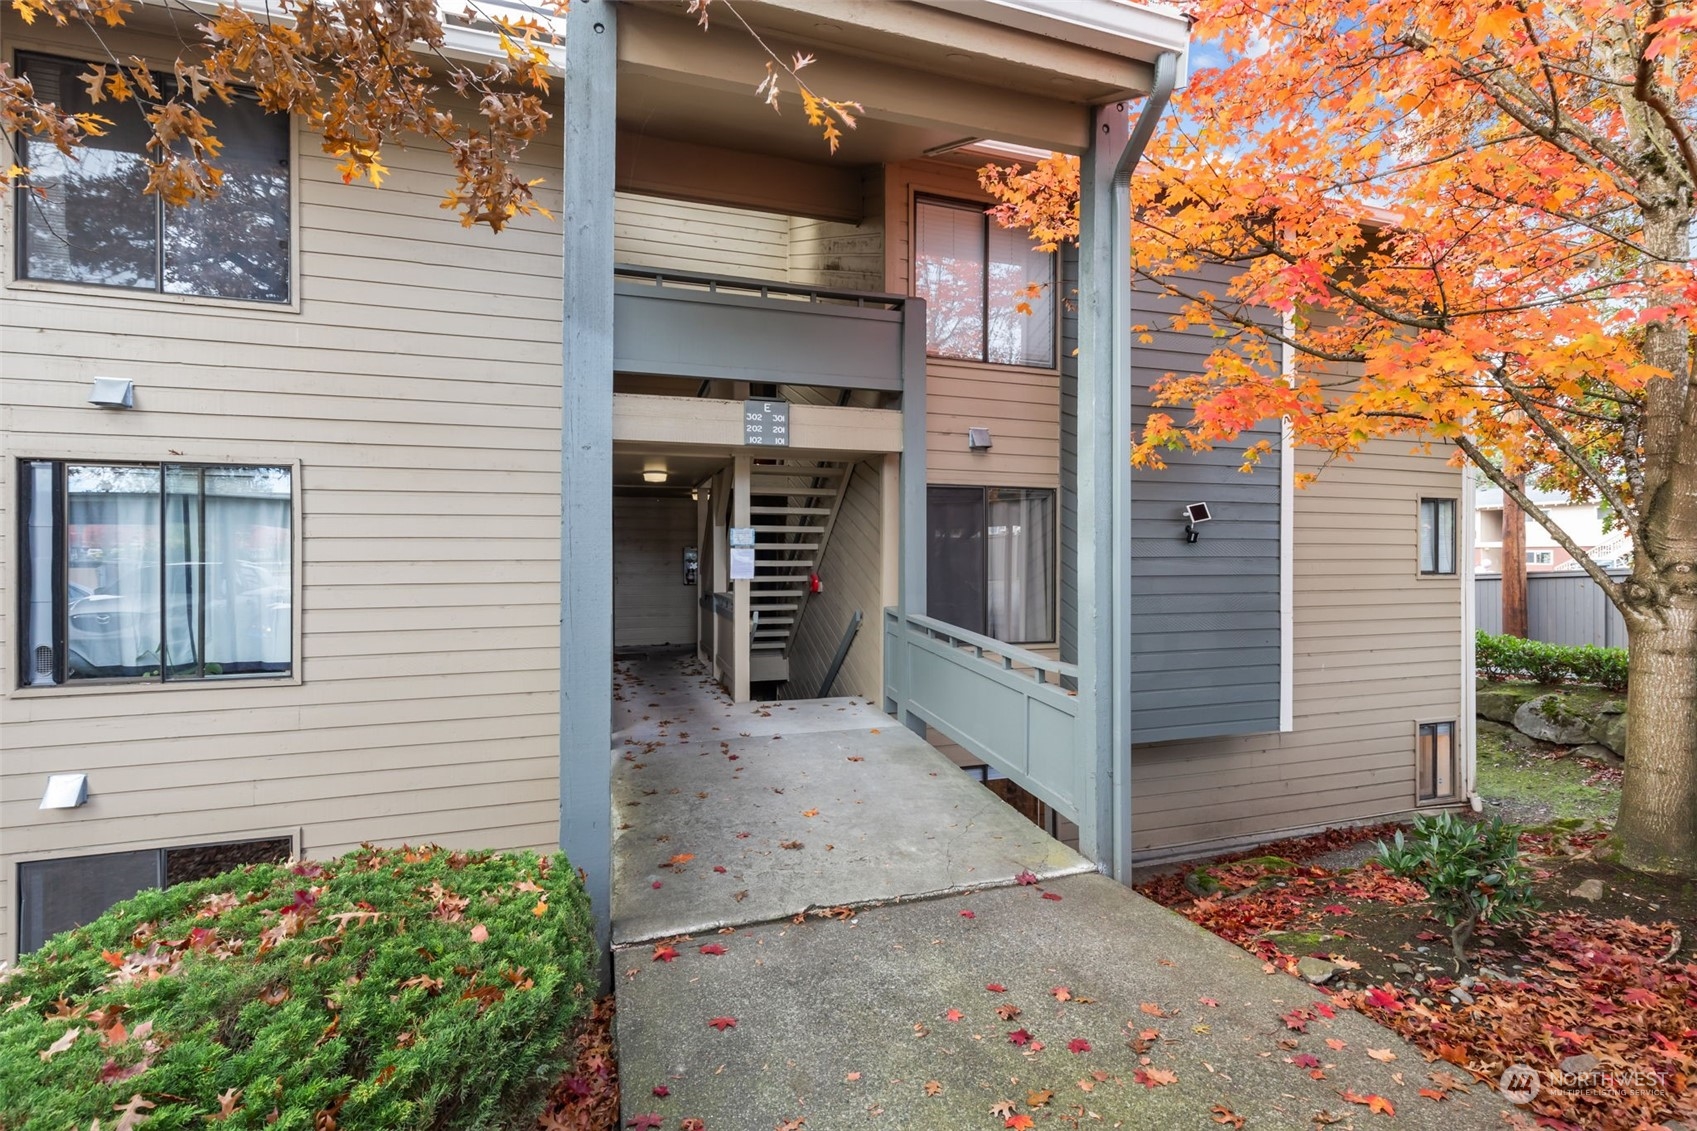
[1, 0, 858, 230]
[983, 0, 1697, 876]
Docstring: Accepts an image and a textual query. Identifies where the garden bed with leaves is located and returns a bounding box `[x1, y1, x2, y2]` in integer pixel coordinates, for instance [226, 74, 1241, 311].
[0, 845, 597, 1131]
[1136, 826, 1697, 1130]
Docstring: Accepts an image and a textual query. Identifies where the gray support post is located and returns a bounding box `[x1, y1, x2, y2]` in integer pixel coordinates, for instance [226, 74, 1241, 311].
[897, 297, 928, 735]
[1075, 110, 1127, 875]
[560, 0, 617, 983]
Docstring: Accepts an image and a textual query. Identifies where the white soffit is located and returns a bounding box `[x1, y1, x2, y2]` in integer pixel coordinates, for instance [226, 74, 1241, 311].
[911, 0, 1191, 83]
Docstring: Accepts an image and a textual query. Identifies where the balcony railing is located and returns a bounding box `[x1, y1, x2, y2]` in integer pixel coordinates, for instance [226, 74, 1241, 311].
[613, 266, 913, 393]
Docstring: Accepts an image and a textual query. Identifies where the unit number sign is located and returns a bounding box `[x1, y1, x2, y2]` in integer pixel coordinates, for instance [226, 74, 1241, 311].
[744, 399, 790, 447]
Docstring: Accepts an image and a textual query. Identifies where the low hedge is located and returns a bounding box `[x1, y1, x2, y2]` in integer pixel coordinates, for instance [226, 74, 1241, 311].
[1476, 630, 1629, 691]
[0, 845, 594, 1131]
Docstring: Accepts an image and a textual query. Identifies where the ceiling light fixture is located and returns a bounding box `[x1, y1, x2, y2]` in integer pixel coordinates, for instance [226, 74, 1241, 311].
[643, 470, 667, 484]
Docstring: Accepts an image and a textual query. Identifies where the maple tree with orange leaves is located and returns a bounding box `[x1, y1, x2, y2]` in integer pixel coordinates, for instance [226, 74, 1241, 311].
[0, 0, 855, 231]
[982, 0, 1697, 876]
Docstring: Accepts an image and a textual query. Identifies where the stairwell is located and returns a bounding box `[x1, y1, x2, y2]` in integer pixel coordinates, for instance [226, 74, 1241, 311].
[746, 459, 854, 684]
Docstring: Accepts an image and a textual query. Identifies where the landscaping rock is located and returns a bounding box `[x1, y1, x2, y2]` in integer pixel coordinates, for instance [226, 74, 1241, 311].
[1392, 962, 1414, 976]
[1296, 956, 1336, 984]
[1450, 987, 1475, 1005]
[1514, 694, 1595, 745]
[1560, 1053, 1600, 1076]
[1589, 710, 1629, 758]
[1569, 878, 1605, 901]
[1478, 683, 1545, 726]
[1573, 742, 1623, 764]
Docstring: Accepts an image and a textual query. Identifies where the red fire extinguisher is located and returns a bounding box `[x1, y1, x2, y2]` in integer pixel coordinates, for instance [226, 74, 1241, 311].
[810, 572, 823, 594]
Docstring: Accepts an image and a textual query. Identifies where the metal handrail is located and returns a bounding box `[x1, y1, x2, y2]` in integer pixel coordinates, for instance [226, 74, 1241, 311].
[887, 608, 1079, 687]
[613, 263, 910, 311]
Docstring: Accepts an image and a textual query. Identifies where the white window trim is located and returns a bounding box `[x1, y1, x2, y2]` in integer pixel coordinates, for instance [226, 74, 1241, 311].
[5, 450, 304, 697]
[2, 42, 303, 315]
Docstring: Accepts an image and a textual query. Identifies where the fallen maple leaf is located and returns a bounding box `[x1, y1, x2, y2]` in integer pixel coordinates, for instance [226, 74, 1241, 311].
[1366, 1048, 1397, 1062]
[1292, 1053, 1322, 1069]
[1134, 1067, 1178, 1088]
[1005, 1117, 1035, 1130]
[1342, 1091, 1395, 1116]
[1052, 986, 1072, 1001]
[707, 1016, 737, 1031]
[627, 1116, 663, 1131]
[995, 1004, 1022, 1021]
[1067, 1038, 1091, 1054]
[960, 910, 976, 919]
[652, 1085, 670, 1097]
[944, 1008, 964, 1022]
[924, 1080, 943, 1096]
[651, 881, 663, 890]
[1418, 1087, 1448, 1102]
[699, 943, 727, 956]
[652, 945, 679, 963]
[1026, 1088, 1053, 1107]
[1199, 997, 1219, 1007]
[802, 809, 819, 818]
[1041, 891, 1063, 901]
[986, 983, 1007, 993]
[712, 865, 727, 873]
[1325, 1038, 1347, 1051]
[1008, 1028, 1032, 1046]
[667, 853, 695, 868]
[1140, 1002, 1169, 1017]
[845, 1072, 861, 1081]
[1015, 870, 1038, 885]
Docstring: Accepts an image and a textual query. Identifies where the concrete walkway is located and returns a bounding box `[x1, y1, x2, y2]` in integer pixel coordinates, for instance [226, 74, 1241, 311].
[611, 654, 1511, 1130]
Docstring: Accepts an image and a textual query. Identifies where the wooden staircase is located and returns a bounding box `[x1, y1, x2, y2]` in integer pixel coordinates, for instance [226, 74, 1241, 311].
[746, 459, 854, 683]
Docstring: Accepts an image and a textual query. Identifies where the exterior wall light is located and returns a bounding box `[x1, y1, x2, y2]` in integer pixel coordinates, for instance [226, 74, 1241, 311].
[1183, 501, 1212, 543]
[642, 469, 667, 484]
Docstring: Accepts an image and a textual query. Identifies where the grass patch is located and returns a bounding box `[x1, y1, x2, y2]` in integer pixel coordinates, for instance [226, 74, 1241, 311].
[1476, 727, 1620, 824]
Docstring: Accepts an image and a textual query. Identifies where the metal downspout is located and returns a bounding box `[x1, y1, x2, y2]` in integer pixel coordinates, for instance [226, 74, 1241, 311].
[1107, 51, 1180, 882]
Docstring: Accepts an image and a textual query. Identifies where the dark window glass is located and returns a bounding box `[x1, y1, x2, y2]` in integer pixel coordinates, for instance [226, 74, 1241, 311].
[926, 486, 1056, 644]
[1419, 497, 1457, 575]
[19, 460, 293, 685]
[16, 52, 290, 302]
[1417, 721, 1457, 802]
[915, 198, 1055, 367]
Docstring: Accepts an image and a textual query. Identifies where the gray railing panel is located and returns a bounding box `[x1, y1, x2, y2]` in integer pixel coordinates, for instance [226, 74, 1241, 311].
[1475, 570, 1629, 648]
[884, 609, 1082, 824]
[613, 269, 906, 392]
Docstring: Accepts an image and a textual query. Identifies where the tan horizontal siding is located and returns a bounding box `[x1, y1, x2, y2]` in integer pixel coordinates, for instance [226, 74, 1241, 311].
[780, 459, 887, 702]
[0, 19, 803, 960]
[613, 497, 700, 648]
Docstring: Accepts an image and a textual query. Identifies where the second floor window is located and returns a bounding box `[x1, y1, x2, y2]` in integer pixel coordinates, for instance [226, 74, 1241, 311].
[914, 197, 1055, 367]
[14, 51, 292, 303]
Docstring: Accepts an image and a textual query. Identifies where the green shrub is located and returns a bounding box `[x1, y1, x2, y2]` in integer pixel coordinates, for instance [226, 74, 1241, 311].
[0, 845, 594, 1131]
[1376, 814, 1537, 971]
[1475, 630, 1628, 691]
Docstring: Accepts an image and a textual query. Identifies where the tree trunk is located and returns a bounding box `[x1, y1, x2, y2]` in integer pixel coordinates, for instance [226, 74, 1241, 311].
[1502, 475, 1528, 638]
[1616, 601, 1697, 874]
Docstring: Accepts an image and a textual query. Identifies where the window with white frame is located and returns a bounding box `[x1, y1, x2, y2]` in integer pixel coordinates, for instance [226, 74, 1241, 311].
[1418, 497, 1458, 575]
[913, 197, 1055, 367]
[13, 52, 291, 302]
[18, 461, 294, 685]
[1526, 549, 1554, 565]
[926, 486, 1056, 644]
[1417, 720, 1458, 802]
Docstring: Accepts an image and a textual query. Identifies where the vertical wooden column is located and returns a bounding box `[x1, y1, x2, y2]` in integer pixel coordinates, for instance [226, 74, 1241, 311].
[732, 455, 752, 703]
[560, 0, 616, 981]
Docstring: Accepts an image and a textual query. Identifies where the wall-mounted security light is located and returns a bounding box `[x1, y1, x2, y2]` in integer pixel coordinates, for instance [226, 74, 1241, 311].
[1183, 501, 1212, 544]
[968, 427, 993, 451]
[41, 773, 89, 810]
[88, 377, 135, 409]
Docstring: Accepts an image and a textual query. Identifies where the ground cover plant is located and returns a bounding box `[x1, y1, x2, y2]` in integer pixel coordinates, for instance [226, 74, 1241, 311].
[1376, 814, 1537, 969]
[0, 844, 594, 1131]
[1137, 824, 1697, 1130]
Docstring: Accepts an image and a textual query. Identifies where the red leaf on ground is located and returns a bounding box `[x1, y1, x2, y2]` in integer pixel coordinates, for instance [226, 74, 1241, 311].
[1015, 870, 1039, 885]
[1199, 997, 1219, 1007]
[652, 1086, 670, 1097]
[712, 865, 727, 873]
[627, 1116, 663, 1130]
[960, 910, 976, 919]
[1052, 986, 1071, 1001]
[1041, 892, 1063, 902]
[651, 881, 663, 890]
[1364, 986, 1402, 1012]
[1313, 1001, 1336, 1019]
[1282, 1008, 1311, 1032]
[1005, 1117, 1035, 1130]
[1134, 1067, 1178, 1088]
[1291, 1053, 1322, 1068]
[945, 1008, 964, 1022]
[1342, 1091, 1394, 1116]
[986, 983, 1007, 993]
[652, 946, 679, 963]
[1323, 904, 1351, 915]
[1008, 1028, 1032, 1046]
[1067, 1038, 1091, 1054]
[698, 944, 726, 956]
[707, 1016, 737, 1031]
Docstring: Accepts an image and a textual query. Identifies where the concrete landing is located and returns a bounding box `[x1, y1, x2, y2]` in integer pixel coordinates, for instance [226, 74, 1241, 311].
[611, 655, 1093, 946]
[616, 874, 1511, 1130]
